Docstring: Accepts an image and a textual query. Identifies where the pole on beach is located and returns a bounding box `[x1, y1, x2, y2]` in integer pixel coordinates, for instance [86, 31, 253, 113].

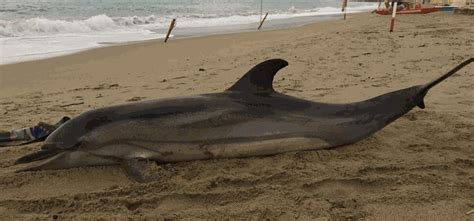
[342, 0, 348, 20]
[164, 18, 177, 43]
[389, 1, 398, 32]
[257, 12, 268, 30]
[260, 0, 263, 22]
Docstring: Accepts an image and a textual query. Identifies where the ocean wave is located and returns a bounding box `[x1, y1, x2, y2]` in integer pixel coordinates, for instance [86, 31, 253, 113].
[0, 4, 376, 37]
[0, 15, 121, 37]
[114, 15, 159, 26]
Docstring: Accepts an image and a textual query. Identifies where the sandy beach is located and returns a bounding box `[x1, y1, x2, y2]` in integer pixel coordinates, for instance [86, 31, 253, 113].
[0, 12, 473, 220]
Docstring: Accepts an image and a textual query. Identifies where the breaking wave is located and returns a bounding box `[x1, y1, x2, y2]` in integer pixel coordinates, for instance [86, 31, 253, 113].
[0, 2, 377, 64]
[0, 4, 376, 37]
[0, 15, 140, 37]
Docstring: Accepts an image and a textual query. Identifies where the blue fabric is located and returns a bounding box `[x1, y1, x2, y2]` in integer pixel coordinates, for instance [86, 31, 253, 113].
[30, 126, 48, 139]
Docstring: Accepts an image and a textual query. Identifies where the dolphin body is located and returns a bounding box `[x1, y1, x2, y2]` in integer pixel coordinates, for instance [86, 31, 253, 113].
[16, 58, 473, 178]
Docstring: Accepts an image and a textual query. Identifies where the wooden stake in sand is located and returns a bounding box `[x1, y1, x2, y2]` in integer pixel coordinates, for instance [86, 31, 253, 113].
[257, 12, 268, 30]
[342, 0, 348, 20]
[389, 1, 398, 32]
[164, 18, 177, 43]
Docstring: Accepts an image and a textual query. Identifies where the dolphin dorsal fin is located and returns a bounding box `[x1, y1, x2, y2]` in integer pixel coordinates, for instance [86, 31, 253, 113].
[227, 59, 288, 93]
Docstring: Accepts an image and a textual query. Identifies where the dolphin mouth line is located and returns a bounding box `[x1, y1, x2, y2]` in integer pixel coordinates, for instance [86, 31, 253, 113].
[15, 142, 81, 165]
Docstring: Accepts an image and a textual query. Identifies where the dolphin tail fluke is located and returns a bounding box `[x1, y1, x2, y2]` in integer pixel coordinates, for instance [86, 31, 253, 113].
[422, 58, 473, 92]
[15, 149, 60, 165]
[417, 58, 473, 109]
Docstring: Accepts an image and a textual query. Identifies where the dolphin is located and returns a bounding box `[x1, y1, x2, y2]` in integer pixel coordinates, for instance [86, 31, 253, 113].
[16, 58, 472, 180]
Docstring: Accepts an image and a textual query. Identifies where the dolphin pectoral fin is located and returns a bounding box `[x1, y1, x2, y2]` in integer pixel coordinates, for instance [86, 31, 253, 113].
[122, 158, 147, 183]
[122, 158, 160, 183]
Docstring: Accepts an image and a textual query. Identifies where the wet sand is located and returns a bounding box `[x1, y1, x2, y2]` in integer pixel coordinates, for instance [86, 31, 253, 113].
[0, 12, 473, 220]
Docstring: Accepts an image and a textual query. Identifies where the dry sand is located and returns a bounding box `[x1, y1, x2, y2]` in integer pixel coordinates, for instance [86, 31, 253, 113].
[0, 12, 473, 220]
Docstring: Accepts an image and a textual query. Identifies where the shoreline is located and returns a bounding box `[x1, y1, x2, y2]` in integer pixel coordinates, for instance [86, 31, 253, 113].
[0, 11, 359, 66]
[0, 12, 473, 220]
[163, 13, 342, 39]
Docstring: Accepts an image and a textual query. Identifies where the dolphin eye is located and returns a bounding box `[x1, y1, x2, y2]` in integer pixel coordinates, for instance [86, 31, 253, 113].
[85, 116, 112, 131]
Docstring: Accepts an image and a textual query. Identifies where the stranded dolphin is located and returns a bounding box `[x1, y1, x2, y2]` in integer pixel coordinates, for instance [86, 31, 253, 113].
[16, 58, 473, 179]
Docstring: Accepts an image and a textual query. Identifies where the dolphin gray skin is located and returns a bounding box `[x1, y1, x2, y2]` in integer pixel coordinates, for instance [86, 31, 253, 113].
[16, 58, 473, 178]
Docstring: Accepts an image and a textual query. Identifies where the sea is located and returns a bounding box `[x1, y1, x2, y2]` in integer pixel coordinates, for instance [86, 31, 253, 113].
[0, 0, 377, 64]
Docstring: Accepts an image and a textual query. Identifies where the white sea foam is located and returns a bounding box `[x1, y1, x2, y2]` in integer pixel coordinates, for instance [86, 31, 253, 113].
[0, 32, 164, 64]
[1, 15, 133, 37]
[1, 4, 376, 37]
[0, 3, 377, 64]
[0, 15, 164, 64]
